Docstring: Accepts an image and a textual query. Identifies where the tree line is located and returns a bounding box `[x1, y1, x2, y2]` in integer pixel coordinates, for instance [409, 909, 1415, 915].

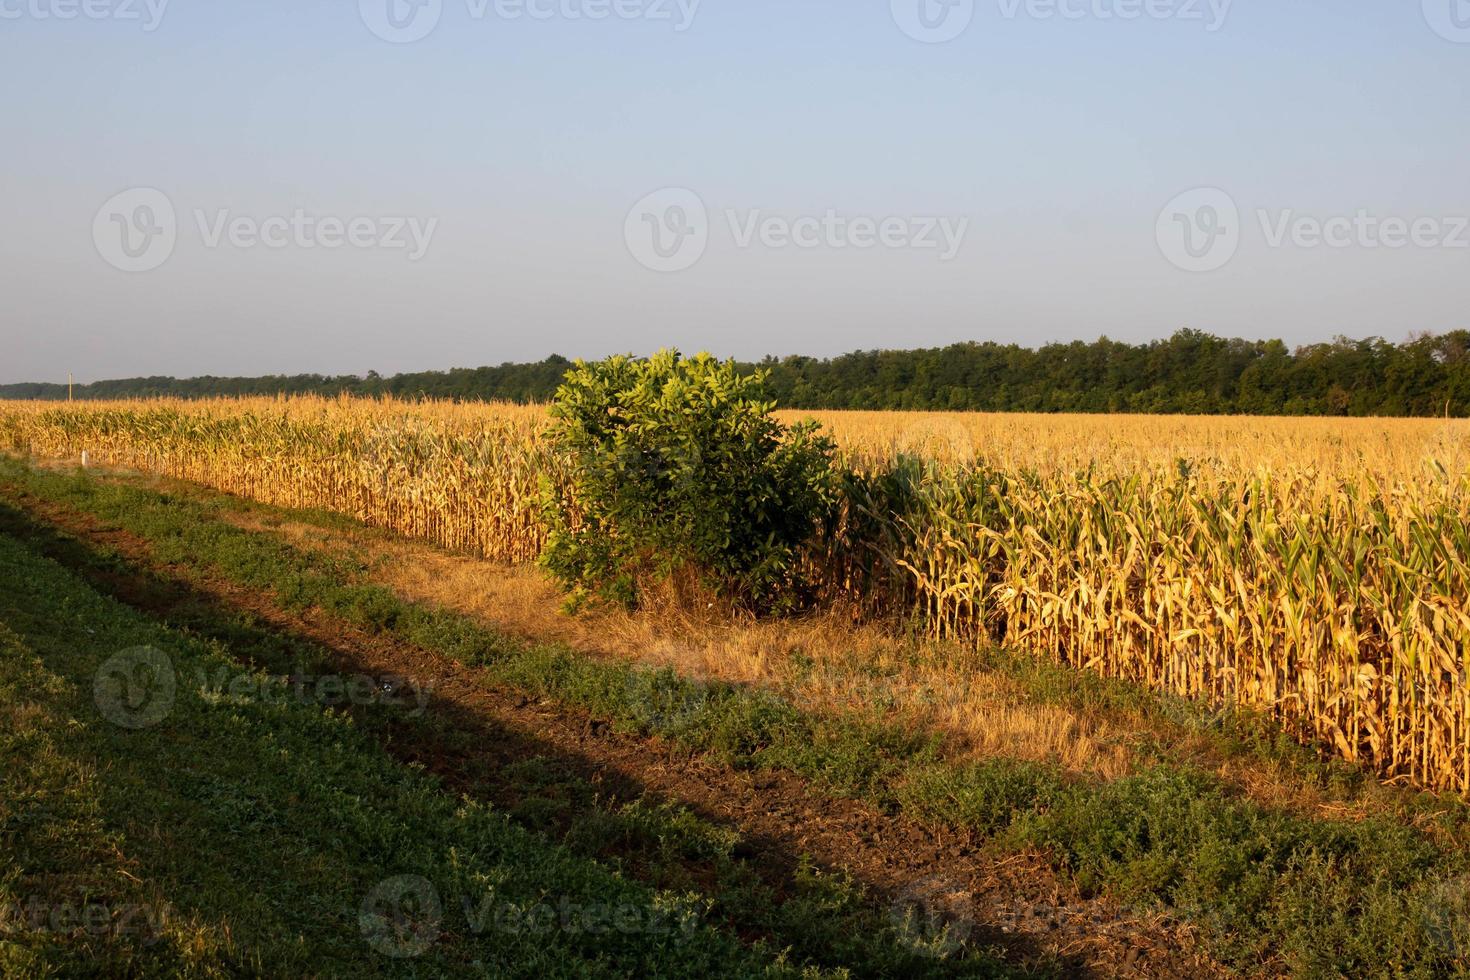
[6, 329, 1468, 416]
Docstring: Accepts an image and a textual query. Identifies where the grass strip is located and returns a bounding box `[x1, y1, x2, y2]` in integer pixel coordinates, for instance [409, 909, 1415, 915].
[0, 528, 855, 978]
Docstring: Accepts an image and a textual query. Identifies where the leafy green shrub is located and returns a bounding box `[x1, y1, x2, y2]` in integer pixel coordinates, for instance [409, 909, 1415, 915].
[540, 350, 836, 612]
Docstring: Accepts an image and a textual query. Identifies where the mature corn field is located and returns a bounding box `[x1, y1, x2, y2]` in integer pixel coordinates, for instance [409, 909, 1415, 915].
[0, 398, 555, 563]
[2, 397, 1467, 791]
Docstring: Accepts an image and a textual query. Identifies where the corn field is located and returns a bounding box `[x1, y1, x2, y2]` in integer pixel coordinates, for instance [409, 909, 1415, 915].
[0, 397, 555, 563]
[1, 397, 1467, 791]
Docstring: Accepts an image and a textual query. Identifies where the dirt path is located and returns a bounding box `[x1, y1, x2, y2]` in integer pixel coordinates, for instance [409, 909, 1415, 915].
[0, 483, 1236, 978]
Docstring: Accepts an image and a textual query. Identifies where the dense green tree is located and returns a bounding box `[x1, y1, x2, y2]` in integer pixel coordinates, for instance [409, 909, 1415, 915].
[7, 332, 1468, 417]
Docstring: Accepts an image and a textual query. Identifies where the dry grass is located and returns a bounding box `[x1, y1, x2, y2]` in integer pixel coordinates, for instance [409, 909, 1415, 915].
[0, 700, 47, 733]
[226, 506, 1131, 778]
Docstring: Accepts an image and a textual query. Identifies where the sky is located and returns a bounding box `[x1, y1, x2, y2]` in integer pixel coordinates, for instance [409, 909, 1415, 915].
[2, 0, 1468, 384]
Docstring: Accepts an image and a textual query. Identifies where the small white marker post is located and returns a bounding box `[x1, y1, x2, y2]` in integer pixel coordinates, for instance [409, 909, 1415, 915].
[71, 373, 86, 466]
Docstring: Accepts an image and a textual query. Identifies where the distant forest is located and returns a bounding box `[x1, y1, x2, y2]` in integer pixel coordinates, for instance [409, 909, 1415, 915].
[6, 329, 1469, 417]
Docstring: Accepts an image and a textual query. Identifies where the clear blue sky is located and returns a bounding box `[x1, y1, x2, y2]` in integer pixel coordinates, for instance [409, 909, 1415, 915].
[3, 0, 1468, 383]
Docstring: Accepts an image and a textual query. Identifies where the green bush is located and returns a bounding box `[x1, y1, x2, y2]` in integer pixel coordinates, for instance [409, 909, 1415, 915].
[540, 350, 836, 613]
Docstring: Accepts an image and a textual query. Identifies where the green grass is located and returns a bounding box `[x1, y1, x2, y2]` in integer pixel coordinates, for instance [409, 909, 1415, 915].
[5, 455, 1470, 976]
[0, 529, 868, 978]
